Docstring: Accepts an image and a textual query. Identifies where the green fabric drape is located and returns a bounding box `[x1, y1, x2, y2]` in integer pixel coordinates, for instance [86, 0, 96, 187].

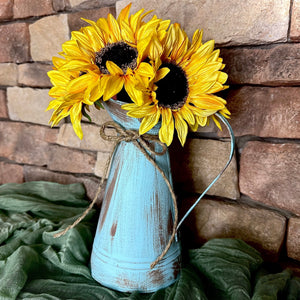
[0, 181, 299, 300]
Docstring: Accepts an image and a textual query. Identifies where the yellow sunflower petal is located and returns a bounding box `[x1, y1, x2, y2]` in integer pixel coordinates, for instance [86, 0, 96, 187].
[106, 61, 123, 75]
[159, 108, 174, 146]
[139, 109, 161, 135]
[103, 75, 124, 101]
[174, 112, 188, 146]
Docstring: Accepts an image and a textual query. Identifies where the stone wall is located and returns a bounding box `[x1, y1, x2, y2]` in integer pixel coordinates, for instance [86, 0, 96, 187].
[0, 0, 299, 269]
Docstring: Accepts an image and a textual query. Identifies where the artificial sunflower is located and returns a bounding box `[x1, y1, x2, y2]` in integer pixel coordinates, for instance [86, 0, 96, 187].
[47, 4, 170, 138]
[122, 23, 230, 146]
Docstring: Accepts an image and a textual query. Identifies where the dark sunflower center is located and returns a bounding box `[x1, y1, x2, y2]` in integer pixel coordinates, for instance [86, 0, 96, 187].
[95, 42, 138, 74]
[156, 63, 189, 109]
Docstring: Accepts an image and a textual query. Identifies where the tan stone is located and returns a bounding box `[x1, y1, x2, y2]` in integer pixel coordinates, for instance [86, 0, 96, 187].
[24, 165, 104, 202]
[240, 142, 300, 215]
[0, 63, 17, 86]
[0, 0, 13, 21]
[7, 87, 53, 126]
[29, 14, 70, 62]
[219, 87, 300, 138]
[86, 105, 112, 126]
[221, 43, 300, 85]
[117, 0, 290, 46]
[68, 6, 116, 32]
[18, 63, 52, 87]
[290, 0, 300, 41]
[47, 144, 96, 174]
[170, 138, 239, 199]
[181, 198, 286, 260]
[95, 152, 111, 178]
[0, 23, 30, 63]
[0, 121, 58, 165]
[287, 217, 300, 261]
[0, 162, 24, 184]
[57, 123, 115, 152]
[0, 90, 8, 118]
[13, 0, 54, 18]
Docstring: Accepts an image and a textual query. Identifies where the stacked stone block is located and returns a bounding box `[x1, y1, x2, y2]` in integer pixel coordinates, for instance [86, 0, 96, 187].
[0, 0, 299, 269]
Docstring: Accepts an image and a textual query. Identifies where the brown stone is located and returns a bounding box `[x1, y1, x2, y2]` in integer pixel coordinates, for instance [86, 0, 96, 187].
[0, 162, 24, 184]
[181, 198, 286, 261]
[29, 14, 70, 62]
[221, 43, 300, 85]
[240, 142, 300, 215]
[68, 7, 116, 32]
[290, 0, 300, 41]
[13, 0, 54, 18]
[0, 63, 18, 86]
[0, 90, 7, 118]
[117, 0, 290, 46]
[220, 87, 300, 138]
[24, 165, 104, 202]
[7, 87, 53, 126]
[0, 23, 30, 63]
[52, 0, 69, 12]
[68, 0, 116, 10]
[287, 217, 300, 261]
[18, 63, 52, 87]
[170, 138, 240, 200]
[0, 0, 13, 21]
[47, 144, 97, 174]
[57, 123, 115, 152]
[0, 121, 58, 165]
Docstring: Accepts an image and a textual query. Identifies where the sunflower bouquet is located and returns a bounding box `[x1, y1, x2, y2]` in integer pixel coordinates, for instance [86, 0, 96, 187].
[47, 3, 230, 146]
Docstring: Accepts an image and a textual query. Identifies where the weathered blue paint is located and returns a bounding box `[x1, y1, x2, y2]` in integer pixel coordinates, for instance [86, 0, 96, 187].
[90, 99, 181, 293]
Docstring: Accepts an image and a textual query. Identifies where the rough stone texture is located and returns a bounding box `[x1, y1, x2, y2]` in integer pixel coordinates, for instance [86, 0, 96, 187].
[47, 144, 96, 174]
[52, 0, 69, 12]
[0, 0, 13, 21]
[240, 142, 300, 215]
[69, 0, 116, 10]
[7, 87, 53, 126]
[86, 105, 112, 126]
[181, 198, 286, 260]
[18, 63, 52, 87]
[117, 0, 290, 46]
[57, 123, 115, 152]
[24, 165, 104, 202]
[287, 218, 300, 261]
[0, 121, 58, 166]
[290, 0, 300, 41]
[171, 139, 240, 200]
[221, 43, 300, 86]
[0, 162, 24, 184]
[29, 14, 70, 62]
[0, 23, 30, 63]
[0, 63, 18, 86]
[13, 0, 54, 18]
[0, 90, 8, 118]
[220, 87, 300, 138]
[94, 152, 111, 178]
[68, 6, 116, 32]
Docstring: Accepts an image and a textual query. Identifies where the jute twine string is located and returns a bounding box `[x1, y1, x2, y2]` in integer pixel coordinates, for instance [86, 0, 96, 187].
[54, 121, 178, 269]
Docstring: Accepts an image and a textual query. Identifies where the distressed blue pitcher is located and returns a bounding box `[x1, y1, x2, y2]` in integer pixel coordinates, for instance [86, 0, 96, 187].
[90, 99, 181, 292]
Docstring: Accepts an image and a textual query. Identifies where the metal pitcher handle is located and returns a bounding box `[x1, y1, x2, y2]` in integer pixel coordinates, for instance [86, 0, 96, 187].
[176, 113, 236, 231]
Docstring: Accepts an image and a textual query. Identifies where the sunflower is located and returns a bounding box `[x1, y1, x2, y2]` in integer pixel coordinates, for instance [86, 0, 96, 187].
[122, 23, 230, 146]
[47, 4, 170, 138]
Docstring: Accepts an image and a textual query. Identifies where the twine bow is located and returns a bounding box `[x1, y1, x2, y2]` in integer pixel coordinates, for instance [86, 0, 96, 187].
[54, 121, 178, 269]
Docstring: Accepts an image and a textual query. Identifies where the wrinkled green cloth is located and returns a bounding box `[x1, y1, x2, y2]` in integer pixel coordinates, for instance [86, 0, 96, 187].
[0, 181, 299, 300]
